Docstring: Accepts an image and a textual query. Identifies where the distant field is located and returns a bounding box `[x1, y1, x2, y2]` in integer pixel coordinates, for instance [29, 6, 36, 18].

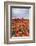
[11, 19, 29, 37]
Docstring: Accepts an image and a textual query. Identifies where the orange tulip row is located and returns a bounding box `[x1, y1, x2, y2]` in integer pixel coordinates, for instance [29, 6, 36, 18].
[11, 19, 29, 37]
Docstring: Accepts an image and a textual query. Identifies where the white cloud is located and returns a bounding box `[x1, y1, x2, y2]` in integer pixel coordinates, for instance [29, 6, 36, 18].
[12, 8, 29, 19]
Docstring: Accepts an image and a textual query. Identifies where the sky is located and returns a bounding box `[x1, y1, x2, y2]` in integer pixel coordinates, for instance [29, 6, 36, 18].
[12, 8, 29, 19]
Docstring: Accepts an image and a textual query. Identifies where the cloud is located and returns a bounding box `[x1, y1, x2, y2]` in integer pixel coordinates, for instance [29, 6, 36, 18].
[12, 8, 29, 19]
